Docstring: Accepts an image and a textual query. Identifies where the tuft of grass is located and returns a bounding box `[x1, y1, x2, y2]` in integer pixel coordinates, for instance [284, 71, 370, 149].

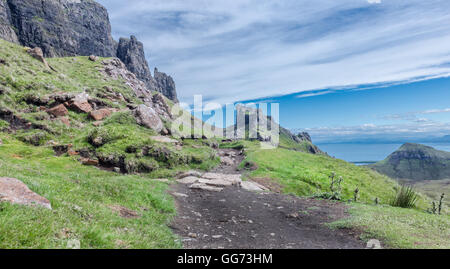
[330, 203, 450, 249]
[390, 185, 419, 209]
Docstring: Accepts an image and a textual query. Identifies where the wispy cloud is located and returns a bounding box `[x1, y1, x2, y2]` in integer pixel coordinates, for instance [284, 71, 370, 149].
[98, 0, 450, 104]
[300, 120, 450, 142]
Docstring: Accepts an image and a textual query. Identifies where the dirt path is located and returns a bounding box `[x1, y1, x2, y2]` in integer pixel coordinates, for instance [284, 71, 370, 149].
[169, 149, 365, 249]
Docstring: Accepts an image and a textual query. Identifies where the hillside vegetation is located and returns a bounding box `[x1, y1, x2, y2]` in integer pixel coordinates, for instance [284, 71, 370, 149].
[1, 39, 448, 249]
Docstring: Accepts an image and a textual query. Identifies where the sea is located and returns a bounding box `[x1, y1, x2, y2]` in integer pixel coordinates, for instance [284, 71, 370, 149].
[317, 143, 450, 165]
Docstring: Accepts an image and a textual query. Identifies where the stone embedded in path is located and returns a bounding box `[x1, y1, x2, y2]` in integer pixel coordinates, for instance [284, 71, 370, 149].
[177, 176, 201, 184]
[173, 192, 189, 198]
[178, 170, 203, 179]
[189, 183, 223, 192]
[220, 156, 234, 166]
[198, 178, 234, 187]
[202, 173, 242, 185]
[0, 177, 52, 209]
[241, 181, 267, 192]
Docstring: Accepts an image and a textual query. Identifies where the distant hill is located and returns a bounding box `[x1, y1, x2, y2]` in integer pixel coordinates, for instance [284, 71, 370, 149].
[371, 143, 450, 181]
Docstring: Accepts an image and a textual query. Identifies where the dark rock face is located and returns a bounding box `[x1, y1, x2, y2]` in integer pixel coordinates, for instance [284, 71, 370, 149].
[117, 36, 154, 89]
[154, 68, 179, 103]
[116, 37, 179, 102]
[6, 0, 117, 57]
[371, 143, 450, 181]
[297, 132, 312, 143]
[0, 0, 18, 43]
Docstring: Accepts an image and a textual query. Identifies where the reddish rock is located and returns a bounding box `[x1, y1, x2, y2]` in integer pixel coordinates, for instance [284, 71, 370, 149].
[0, 177, 52, 209]
[59, 116, 70, 127]
[47, 104, 68, 117]
[68, 101, 93, 113]
[68, 149, 79, 156]
[27, 47, 49, 69]
[81, 158, 99, 166]
[89, 108, 113, 121]
[92, 121, 103, 127]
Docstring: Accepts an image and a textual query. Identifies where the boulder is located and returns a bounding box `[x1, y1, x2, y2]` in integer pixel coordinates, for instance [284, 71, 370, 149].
[133, 105, 163, 133]
[0, 177, 52, 209]
[67, 93, 93, 113]
[88, 55, 98, 62]
[89, 108, 113, 121]
[47, 104, 68, 117]
[27, 47, 49, 69]
[81, 158, 99, 166]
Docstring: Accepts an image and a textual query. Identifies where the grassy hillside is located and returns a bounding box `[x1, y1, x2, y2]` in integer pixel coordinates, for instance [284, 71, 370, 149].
[238, 142, 401, 205]
[330, 204, 450, 249]
[0, 38, 220, 175]
[0, 133, 179, 249]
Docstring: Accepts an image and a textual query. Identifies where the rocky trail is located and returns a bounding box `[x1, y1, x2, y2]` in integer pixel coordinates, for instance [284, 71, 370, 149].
[169, 148, 365, 249]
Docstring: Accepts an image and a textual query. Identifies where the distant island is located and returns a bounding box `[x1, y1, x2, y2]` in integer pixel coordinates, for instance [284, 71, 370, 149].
[371, 143, 450, 181]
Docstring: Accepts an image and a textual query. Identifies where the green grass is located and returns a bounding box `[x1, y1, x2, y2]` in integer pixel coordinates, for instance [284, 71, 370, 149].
[330, 203, 450, 249]
[241, 144, 409, 205]
[0, 133, 180, 249]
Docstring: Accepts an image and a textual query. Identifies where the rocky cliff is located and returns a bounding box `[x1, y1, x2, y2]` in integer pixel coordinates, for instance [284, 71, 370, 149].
[0, 0, 178, 102]
[371, 143, 450, 181]
[0, 0, 18, 43]
[117, 36, 178, 102]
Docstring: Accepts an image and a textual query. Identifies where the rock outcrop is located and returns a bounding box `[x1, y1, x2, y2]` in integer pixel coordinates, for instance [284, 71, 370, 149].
[6, 0, 117, 57]
[116, 36, 179, 102]
[0, 0, 18, 43]
[133, 104, 164, 133]
[371, 143, 450, 181]
[0, 0, 179, 102]
[154, 68, 179, 103]
[117, 36, 154, 90]
[0, 177, 52, 209]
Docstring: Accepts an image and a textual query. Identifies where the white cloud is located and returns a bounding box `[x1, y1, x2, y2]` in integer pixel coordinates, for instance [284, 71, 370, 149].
[98, 0, 450, 104]
[300, 120, 450, 141]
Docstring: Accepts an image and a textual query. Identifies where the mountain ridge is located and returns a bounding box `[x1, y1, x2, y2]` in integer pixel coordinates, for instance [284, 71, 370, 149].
[371, 143, 450, 181]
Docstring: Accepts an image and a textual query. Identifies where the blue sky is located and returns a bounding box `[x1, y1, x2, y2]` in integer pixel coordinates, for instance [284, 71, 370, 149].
[98, 0, 450, 142]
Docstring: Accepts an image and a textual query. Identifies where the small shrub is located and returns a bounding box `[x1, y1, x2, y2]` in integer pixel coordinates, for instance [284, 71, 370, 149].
[390, 185, 419, 209]
[16, 130, 50, 146]
[104, 111, 136, 125]
[438, 193, 445, 215]
[314, 172, 344, 201]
